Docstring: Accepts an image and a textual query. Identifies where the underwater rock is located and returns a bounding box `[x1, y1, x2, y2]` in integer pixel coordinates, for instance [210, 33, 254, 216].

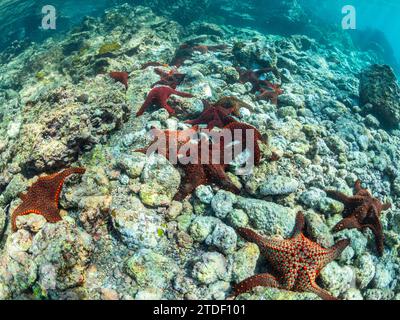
[258, 175, 299, 196]
[236, 197, 296, 237]
[126, 249, 179, 291]
[319, 262, 354, 298]
[189, 216, 220, 243]
[30, 220, 93, 296]
[192, 252, 228, 285]
[205, 221, 237, 255]
[111, 197, 163, 249]
[227, 209, 249, 228]
[355, 253, 376, 289]
[359, 64, 400, 128]
[139, 154, 181, 207]
[15, 214, 47, 233]
[231, 243, 260, 282]
[211, 190, 237, 218]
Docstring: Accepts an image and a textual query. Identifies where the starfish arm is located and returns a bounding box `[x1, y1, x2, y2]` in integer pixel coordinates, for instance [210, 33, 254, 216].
[136, 95, 154, 117]
[325, 190, 352, 205]
[354, 179, 363, 193]
[233, 273, 280, 296]
[53, 168, 86, 204]
[367, 219, 384, 256]
[162, 102, 176, 115]
[291, 211, 305, 238]
[207, 164, 240, 194]
[236, 227, 268, 250]
[382, 202, 392, 211]
[319, 238, 350, 267]
[333, 217, 361, 232]
[173, 165, 205, 201]
[308, 283, 338, 300]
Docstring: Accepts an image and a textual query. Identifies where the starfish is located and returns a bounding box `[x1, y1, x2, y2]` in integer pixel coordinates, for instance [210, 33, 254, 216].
[233, 211, 349, 300]
[152, 68, 186, 89]
[136, 86, 193, 117]
[137, 127, 240, 201]
[174, 141, 240, 201]
[224, 121, 265, 166]
[185, 100, 236, 129]
[215, 96, 254, 116]
[237, 67, 283, 105]
[109, 71, 129, 89]
[326, 180, 391, 256]
[257, 82, 284, 105]
[135, 126, 199, 161]
[11, 167, 86, 232]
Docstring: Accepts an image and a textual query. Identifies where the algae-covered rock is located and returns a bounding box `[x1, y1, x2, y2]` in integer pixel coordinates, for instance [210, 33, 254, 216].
[236, 197, 296, 237]
[111, 197, 163, 249]
[126, 249, 178, 290]
[227, 209, 249, 228]
[232, 243, 260, 282]
[211, 190, 237, 218]
[205, 222, 237, 255]
[192, 252, 228, 285]
[140, 154, 180, 207]
[319, 262, 354, 297]
[259, 175, 299, 196]
[189, 216, 218, 242]
[29, 220, 93, 296]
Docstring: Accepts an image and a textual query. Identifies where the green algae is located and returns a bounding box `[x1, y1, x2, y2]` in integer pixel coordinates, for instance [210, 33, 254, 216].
[98, 42, 121, 55]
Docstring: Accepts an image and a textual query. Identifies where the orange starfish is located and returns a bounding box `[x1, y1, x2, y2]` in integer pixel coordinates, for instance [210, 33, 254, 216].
[233, 211, 349, 300]
[11, 167, 86, 232]
[326, 180, 391, 256]
[136, 86, 193, 117]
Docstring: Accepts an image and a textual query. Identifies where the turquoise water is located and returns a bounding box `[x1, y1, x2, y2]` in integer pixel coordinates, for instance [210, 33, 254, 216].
[0, 0, 399, 73]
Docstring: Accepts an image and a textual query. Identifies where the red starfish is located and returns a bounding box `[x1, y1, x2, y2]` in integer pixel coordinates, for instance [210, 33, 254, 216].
[326, 180, 391, 256]
[233, 211, 349, 300]
[257, 82, 284, 105]
[224, 121, 265, 166]
[152, 68, 186, 89]
[185, 100, 236, 129]
[135, 126, 199, 161]
[174, 141, 240, 201]
[237, 67, 283, 105]
[11, 167, 86, 232]
[109, 71, 129, 89]
[137, 127, 240, 201]
[136, 86, 193, 117]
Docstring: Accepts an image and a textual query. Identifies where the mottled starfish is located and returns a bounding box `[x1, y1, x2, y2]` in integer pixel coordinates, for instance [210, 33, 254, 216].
[136, 86, 193, 117]
[11, 167, 86, 232]
[233, 211, 349, 300]
[326, 180, 391, 256]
